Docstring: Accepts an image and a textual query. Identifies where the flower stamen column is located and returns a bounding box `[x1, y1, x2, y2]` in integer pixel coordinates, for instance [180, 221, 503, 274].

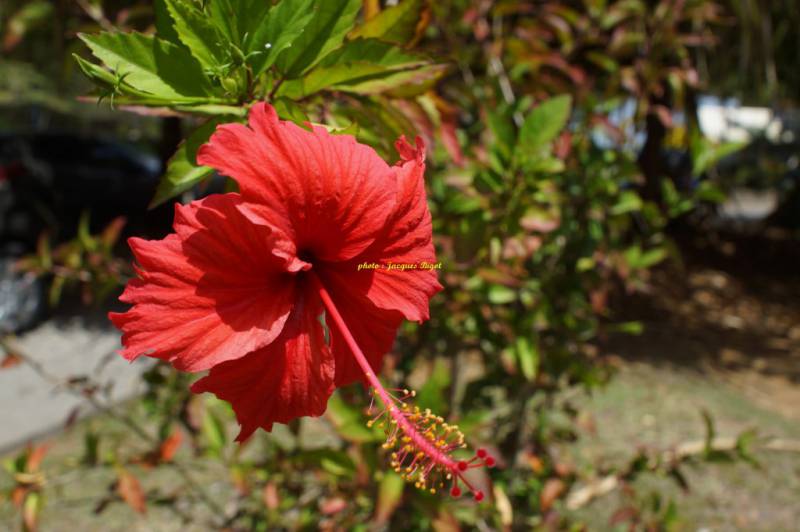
[311, 272, 493, 499]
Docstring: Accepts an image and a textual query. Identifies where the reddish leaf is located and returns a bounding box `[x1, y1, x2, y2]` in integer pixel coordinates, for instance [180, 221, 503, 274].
[158, 429, 183, 463]
[320, 497, 347, 515]
[11, 486, 27, 508]
[117, 470, 146, 515]
[554, 131, 572, 159]
[100, 217, 127, 249]
[653, 104, 674, 128]
[439, 118, 464, 167]
[1, 352, 22, 369]
[262, 482, 280, 510]
[26, 445, 49, 473]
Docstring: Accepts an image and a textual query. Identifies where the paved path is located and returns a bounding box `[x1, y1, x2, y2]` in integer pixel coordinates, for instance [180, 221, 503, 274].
[0, 313, 151, 452]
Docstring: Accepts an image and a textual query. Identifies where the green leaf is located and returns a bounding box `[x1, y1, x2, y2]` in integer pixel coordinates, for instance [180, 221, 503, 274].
[518, 94, 572, 151]
[164, 0, 228, 69]
[349, 0, 426, 44]
[610, 190, 643, 215]
[735, 429, 761, 467]
[73, 54, 119, 87]
[79, 31, 214, 100]
[150, 118, 226, 208]
[49, 276, 65, 307]
[695, 181, 727, 203]
[374, 472, 405, 524]
[246, 0, 316, 77]
[274, 0, 362, 78]
[273, 97, 310, 125]
[325, 392, 382, 443]
[488, 107, 516, 162]
[202, 408, 227, 455]
[701, 409, 715, 455]
[611, 321, 644, 335]
[488, 285, 516, 304]
[208, 0, 267, 48]
[416, 358, 450, 414]
[278, 38, 430, 97]
[154, 0, 182, 46]
[691, 131, 746, 175]
[4, 1, 53, 45]
[317, 450, 356, 477]
[515, 336, 539, 381]
[173, 103, 248, 117]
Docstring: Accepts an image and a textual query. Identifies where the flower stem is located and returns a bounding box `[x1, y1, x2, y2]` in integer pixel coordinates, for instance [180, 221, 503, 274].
[309, 272, 491, 499]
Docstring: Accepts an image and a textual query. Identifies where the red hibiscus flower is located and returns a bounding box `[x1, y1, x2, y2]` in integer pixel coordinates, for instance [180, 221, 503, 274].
[110, 103, 492, 499]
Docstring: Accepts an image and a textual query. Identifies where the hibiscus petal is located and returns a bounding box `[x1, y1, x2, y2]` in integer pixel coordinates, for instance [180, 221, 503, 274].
[110, 194, 296, 372]
[325, 137, 443, 323]
[191, 287, 335, 441]
[318, 268, 404, 387]
[197, 103, 398, 262]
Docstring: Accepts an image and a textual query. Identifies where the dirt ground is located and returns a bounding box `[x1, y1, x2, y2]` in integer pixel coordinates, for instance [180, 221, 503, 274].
[610, 229, 800, 421]
[568, 229, 800, 530]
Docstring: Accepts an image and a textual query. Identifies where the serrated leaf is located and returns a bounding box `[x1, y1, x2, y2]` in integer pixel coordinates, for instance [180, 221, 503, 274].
[518, 94, 572, 151]
[150, 118, 225, 208]
[278, 38, 431, 97]
[349, 0, 426, 45]
[246, 0, 315, 77]
[154, 0, 182, 45]
[208, 0, 267, 48]
[79, 31, 214, 100]
[274, 0, 362, 78]
[164, 0, 228, 69]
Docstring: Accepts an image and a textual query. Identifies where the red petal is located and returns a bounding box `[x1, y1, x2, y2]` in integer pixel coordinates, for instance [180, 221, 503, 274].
[197, 103, 397, 262]
[191, 286, 335, 441]
[319, 268, 403, 387]
[325, 137, 442, 323]
[110, 194, 295, 371]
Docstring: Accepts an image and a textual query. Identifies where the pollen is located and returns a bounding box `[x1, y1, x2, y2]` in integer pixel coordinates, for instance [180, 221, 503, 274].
[366, 386, 494, 501]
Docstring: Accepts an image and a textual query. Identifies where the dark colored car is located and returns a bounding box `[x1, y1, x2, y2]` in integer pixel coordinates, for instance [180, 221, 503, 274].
[0, 132, 164, 333]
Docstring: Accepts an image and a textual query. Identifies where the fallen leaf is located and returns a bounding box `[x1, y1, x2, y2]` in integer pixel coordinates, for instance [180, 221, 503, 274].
[262, 482, 280, 510]
[117, 470, 146, 515]
[540, 478, 565, 512]
[159, 429, 183, 463]
[1, 352, 22, 369]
